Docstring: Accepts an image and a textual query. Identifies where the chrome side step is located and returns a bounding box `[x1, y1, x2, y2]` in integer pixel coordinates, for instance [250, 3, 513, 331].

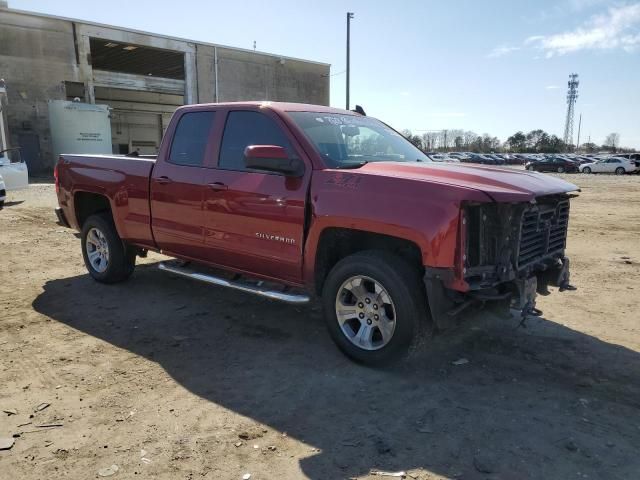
[158, 262, 311, 305]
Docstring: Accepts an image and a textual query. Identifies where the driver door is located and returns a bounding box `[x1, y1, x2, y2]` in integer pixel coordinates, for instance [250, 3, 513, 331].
[599, 159, 615, 173]
[539, 159, 552, 171]
[202, 109, 311, 284]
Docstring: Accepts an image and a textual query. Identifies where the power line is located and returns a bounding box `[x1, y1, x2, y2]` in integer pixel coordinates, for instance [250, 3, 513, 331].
[321, 69, 346, 78]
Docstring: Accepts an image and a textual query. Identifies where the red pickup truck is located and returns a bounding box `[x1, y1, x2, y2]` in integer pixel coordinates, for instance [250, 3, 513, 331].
[55, 101, 578, 365]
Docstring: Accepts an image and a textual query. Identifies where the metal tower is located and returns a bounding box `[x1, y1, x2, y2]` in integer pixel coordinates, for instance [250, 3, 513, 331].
[563, 73, 579, 147]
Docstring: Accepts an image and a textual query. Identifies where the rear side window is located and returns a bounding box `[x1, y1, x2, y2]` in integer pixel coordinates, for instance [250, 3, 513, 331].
[168, 111, 216, 167]
[219, 111, 292, 171]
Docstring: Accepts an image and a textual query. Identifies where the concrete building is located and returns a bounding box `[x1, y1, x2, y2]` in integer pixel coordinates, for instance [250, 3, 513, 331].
[0, 4, 330, 173]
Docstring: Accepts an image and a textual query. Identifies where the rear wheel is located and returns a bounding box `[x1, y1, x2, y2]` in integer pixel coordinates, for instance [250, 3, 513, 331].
[557, 166, 565, 173]
[615, 167, 625, 175]
[81, 213, 136, 283]
[526, 165, 534, 171]
[322, 251, 431, 365]
[583, 167, 591, 174]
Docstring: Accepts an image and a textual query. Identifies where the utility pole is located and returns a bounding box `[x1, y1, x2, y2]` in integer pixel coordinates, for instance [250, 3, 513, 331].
[346, 12, 354, 110]
[576, 113, 582, 151]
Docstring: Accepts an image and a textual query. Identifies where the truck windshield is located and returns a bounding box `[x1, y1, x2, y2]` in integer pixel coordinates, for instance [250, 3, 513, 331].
[287, 112, 430, 168]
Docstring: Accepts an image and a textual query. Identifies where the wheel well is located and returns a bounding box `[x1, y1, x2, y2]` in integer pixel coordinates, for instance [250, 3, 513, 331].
[313, 228, 423, 295]
[74, 192, 112, 227]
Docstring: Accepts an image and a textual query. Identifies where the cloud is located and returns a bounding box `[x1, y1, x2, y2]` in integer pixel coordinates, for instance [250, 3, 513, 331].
[545, 85, 560, 89]
[399, 91, 411, 97]
[527, 3, 640, 57]
[487, 45, 520, 58]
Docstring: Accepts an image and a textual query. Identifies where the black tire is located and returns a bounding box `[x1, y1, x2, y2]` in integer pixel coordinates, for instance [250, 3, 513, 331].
[81, 213, 136, 283]
[583, 167, 591, 174]
[615, 167, 625, 175]
[0, 200, 4, 209]
[557, 166, 565, 173]
[526, 165, 534, 171]
[322, 250, 431, 365]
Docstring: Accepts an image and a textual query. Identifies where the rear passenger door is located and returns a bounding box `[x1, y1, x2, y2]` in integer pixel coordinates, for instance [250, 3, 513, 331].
[202, 109, 311, 284]
[150, 110, 217, 260]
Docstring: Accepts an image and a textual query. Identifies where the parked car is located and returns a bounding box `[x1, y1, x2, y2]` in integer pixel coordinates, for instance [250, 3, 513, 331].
[466, 153, 497, 164]
[427, 154, 460, 163]
[502, 154, 523, 165]
[0, 148, 29, 192]
[613, 153, 640, 171]
[0, 174, 6, 208]
[579, 157, 638, 174]
[55, 101, 578, 365]
[573, 156, 594, 165]
[484, 154, 505, 165]
[525, 157, 578, 173]
[447, 152, 470, 161]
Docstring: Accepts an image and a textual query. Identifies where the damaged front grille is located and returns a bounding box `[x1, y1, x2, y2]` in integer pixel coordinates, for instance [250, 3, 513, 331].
[517, 199, 569, 267]
[464, 195, 570, 287]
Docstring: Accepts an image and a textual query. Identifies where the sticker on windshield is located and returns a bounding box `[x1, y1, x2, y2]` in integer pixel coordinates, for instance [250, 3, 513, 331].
[315, 115, 378, 128]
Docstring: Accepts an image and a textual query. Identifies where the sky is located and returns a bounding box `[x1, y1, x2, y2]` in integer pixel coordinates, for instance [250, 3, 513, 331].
[10, 0, 640, 148]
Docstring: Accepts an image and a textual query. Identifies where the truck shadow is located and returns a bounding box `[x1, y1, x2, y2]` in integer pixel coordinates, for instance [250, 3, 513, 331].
[33, 263, 640, 479]
[0, 200, 25, 208]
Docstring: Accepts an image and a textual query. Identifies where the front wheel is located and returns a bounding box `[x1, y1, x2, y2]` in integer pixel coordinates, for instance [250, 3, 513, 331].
[557, 166, 565, 173]
[322, 251, 431, 365]
[526, 165, 534, 171]
[615, 167, 625, 175]
[81, 213, 136, 283]
[582, 167, 591, 174]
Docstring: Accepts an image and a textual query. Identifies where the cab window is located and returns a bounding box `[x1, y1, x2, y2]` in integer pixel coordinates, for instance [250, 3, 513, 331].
[168, 111, 216, 167]
[219, 111, 292, 171]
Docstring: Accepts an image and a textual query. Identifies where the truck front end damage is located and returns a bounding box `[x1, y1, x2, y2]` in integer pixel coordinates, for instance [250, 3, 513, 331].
[425, 193, 576, 329]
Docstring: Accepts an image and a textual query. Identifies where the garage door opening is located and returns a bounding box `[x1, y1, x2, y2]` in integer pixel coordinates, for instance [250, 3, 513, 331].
[89, 38, 185, 79]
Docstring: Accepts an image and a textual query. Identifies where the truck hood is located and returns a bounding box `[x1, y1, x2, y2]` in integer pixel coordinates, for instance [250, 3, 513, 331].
[355, 162, 579, 202]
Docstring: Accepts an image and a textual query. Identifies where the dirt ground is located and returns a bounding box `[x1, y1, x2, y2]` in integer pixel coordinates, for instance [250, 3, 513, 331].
[1, 173, 639, 480]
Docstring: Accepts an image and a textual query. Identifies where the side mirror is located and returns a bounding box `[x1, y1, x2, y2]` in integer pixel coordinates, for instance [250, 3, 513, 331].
[243, 145, 304, 177]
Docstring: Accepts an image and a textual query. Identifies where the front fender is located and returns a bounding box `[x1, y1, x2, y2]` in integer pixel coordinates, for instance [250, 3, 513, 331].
[303, 171, 488, 286]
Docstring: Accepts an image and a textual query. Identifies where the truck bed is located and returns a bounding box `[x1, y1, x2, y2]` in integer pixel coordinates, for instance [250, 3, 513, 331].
[56, 154, 156, 247]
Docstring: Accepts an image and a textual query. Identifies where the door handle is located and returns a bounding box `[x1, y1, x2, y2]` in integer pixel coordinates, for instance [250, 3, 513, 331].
[207, 182, 228, 192]
[155, 176, 172, 185]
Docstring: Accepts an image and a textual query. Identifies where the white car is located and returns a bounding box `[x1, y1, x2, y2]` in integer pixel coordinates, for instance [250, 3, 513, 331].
[448, 152, 470, 161]
[579, 157, 637, 175]
[0, 174, 5, 208]
[428, 154, 460, 163]
[0, 148, 29, 192]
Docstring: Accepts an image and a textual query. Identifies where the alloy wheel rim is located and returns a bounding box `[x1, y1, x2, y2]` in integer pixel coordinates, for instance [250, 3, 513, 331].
[86, 227, 110, 273]
[335, 275, 396, 351]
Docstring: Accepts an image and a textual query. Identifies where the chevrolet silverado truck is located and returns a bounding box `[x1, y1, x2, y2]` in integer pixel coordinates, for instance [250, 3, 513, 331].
[55, 102, 578, 365]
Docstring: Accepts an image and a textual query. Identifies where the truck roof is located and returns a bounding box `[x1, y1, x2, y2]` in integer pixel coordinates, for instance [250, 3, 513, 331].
[176, 101, 356, 115]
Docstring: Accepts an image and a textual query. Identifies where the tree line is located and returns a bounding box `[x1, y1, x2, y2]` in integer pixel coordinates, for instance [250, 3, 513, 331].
[400, 129, 635, 154]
